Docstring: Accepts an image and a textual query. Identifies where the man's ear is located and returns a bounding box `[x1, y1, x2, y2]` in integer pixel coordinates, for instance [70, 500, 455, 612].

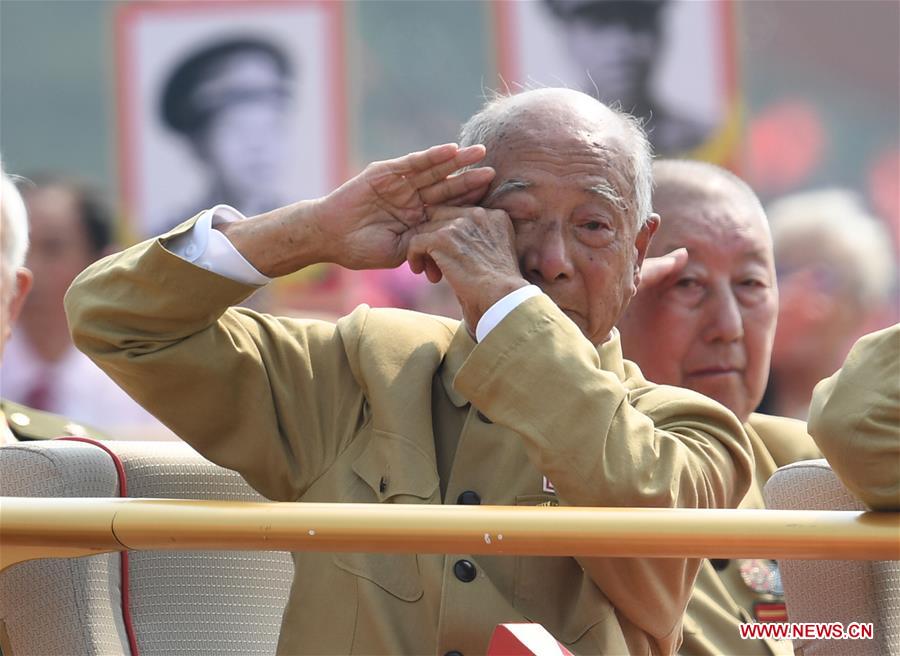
[9, 268, 33, 324]
[632, 213, 660, 291]
[1, 268, 32, 355]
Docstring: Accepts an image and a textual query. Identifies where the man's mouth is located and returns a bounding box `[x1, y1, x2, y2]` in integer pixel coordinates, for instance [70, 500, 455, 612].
[687, 366, 742, 378]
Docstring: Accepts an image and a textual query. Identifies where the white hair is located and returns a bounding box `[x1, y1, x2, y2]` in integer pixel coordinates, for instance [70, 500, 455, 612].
[458, 88, 654, 229]
[1, 162, 29, 283]
[767, 188, 896, 307]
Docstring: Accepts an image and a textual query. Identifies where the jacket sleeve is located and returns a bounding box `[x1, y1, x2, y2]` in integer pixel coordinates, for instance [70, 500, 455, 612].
[65, 219, 367, 501]
[454, 294, 754, 654]
[808, 323, 900, 511]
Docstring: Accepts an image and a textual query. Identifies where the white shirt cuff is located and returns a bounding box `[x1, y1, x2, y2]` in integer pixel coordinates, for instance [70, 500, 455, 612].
[164, 205, 271, 286]
[475, 284, 543, 342]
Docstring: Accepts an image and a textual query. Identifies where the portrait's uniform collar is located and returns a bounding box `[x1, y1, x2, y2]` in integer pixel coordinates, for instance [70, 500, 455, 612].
[439, 321, 629, 409]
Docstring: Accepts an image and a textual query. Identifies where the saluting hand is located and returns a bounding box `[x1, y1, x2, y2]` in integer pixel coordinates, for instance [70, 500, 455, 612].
[218, 143, 494, 278]
[636, 248, 689, 290]
[317, 143, 495, 271]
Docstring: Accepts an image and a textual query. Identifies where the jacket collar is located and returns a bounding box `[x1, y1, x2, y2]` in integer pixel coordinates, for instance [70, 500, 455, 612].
[439, 323, 476, 408]
[598, 328, 628, 382]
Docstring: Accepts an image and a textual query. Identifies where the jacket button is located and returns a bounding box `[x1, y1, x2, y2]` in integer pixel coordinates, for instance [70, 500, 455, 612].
[456, 490, 481, 506]
[711, 559, 730, 571]
[454, 559, 476, 583]
[456, 490, 481, 505]
[475, 410, 493, 424]
[445, 652, 463, 656]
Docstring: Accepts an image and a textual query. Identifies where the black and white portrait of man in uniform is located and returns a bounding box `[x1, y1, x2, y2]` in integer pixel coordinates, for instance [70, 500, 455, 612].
[159, 36, 295, 228]
[119, 2, 342, 238]
[545, 0, 714, 155]
[502, 0, 721, 157]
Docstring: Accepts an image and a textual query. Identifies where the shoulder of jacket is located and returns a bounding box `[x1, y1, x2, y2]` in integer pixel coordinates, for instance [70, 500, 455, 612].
[627, 374, 735, 418]
[1, 399, 109, 442]
[338, 304, 457, 348]
[748, 412, 819, 466]
[335, 305, 459, 392]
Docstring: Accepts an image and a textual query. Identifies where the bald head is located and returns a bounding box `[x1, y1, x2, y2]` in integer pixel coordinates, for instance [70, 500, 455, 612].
[652, 159, 768, 243]
[456, 88, 660, 345]
[618, 160, 777, 422]
[460, 88, 653, 229]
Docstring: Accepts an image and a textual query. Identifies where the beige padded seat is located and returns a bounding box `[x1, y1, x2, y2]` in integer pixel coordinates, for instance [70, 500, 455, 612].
[764, 458, 900, 656]
[0, 440, 293, 656]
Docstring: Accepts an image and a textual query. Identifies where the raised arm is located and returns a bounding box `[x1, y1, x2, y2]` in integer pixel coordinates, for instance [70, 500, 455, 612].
[217, 143, 493, 277]
[404, 202, 751, 653]
[65, 143, 494, 500]
[453, 294, 752, 653]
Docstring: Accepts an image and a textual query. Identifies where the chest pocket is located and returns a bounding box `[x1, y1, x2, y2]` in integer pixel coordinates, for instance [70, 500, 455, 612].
[333, 430, 439, 602]
[349, 429, 438, 503]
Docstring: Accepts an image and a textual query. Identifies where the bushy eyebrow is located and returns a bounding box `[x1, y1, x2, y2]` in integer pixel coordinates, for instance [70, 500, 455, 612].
[483, 179, 532, 205]
[484, 177, 628, 213]
[589, 181, 628, 212]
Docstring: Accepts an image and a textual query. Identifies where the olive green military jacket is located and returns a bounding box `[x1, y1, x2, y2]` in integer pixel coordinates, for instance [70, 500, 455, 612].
[809, 323, 900, 511]
[680, 414, 821, 656]
[65, 220, 753, 656]
[0, 399, 109, 442]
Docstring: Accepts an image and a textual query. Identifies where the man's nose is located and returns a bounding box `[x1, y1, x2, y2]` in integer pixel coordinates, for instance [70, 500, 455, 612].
[702, 285, 744, 343]
[522, 224, 575, 284]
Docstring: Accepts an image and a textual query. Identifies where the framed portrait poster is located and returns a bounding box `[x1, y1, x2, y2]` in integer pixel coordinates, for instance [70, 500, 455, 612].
[493, 0, 740, 163]
[116, 0, 346, 239]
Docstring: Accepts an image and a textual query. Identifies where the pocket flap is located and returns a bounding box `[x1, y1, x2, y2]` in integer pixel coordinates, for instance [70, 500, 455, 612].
[352, 430, 438, 502]
[333, 552, 424, 602]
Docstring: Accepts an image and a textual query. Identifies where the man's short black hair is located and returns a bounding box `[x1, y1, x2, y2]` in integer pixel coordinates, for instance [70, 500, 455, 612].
[160, 36, 292, 137]
[545, 0, 666, 31]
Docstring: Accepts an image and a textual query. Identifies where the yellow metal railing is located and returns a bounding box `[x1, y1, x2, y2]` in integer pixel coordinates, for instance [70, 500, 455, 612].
[2, 497, 898, 572]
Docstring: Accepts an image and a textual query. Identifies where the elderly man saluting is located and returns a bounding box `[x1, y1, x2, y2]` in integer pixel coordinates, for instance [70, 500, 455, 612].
[66, 89, 752, 655]
[617, 160, 824, 655]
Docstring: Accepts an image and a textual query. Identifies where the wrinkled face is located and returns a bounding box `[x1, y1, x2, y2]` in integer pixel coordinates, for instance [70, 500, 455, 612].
[618, 194, 777, 421]
[483, 120, 655, 344]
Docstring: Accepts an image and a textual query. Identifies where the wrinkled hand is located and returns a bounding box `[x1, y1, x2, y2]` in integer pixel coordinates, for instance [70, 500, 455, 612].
[407, 206, 528, 330]
[637, 248, 689, 290]
[316, 143, 494, 270]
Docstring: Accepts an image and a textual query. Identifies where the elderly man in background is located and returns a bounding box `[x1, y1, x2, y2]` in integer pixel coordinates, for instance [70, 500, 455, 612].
[67, 88, 752, 654]
[618, 159, 820, 655]
[0, 165, 108, 443]
[0, 176, 173, 439]
[761, 189, 896, 420]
